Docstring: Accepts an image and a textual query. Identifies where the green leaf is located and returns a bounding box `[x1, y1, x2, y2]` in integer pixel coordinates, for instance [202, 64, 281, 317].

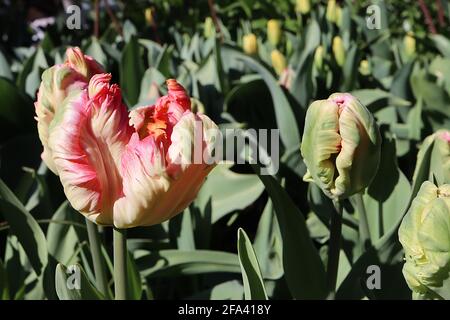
[0, 179, 48, 275]
[256, 173, 327, 299]
[120, 36, 144, 106]
[0, 78, 35, 142]
[126, 251, 143, 300]
[253, 199, 283, 280]
[0, 258, 8, 299]
[431, 34, 450, 58]
[55, 263, 104, 300]
[0, 50, 12, 80]
[46, 201, 83, 265]
[196, 165, 264, 223]
[223, 46, 300, 149]
[237, 228, 268, 300]
[137, 67, 165, 107]
[85, 37, 107, 69]
[135, 250, 241, 278]
[363, 135, 411, 242]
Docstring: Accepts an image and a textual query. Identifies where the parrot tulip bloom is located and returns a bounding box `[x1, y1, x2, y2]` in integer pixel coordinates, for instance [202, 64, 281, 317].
[398, 181, 450, 300]
[35, 47, 103, 173]
[36, 52, 218, 228]
[113, 80, 218, 228]
[301, 93, 381, 200]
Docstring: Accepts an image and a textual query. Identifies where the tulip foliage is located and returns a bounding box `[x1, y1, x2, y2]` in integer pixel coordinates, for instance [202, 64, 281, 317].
[0, 0, 450, 300]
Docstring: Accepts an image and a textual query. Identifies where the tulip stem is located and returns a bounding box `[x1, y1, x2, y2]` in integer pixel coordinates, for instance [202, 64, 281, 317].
[326, 199, 343, 300]
[85, 219, 109, 297]
[113, 227, 128, 300]
[354, 193, 371, 252]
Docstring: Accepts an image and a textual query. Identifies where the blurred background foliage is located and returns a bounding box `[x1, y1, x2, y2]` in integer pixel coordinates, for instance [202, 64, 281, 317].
[0, 0, 449, 300]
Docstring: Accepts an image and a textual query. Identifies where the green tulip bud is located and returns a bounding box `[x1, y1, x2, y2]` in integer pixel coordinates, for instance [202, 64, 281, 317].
[204, 17, 214, 38]
[296, 0, 311, 15]
[271, 49, 286, 75]
[404, 33, 416, 59]
[414, 130, 450, 185]
[335, 5, 343, 27]
[267, 19, 282, 47]
[326, 0, 337, 23]
[243, 33, 258, 55]
[145, 7, 154, 26]
[332, 36, 345, 67]
[314, 45, 324, 70]
[301, 93, 381, 199]
[399, 181, 450, 299]
[359, 59, 371, 76]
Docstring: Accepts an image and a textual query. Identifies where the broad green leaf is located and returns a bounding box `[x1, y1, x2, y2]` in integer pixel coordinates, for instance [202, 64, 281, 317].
[196, 165, 264, 223]
[126, 251, 143, 300]
[0, 78, 35, 142]
[257, 173, 327, 299]
[135, 250, 241, 278]
[223, 46, 300, 149]
[0, 179, 48, 275]
[237, 228, 268, 300]
[363, 135, 411, 242]
[137, 67, 165, 107]
[120, 36, 144, 106]
[0, 258, 8, 299]
[253, 199, 283, 280]
[0, 50, 12, 80]
[431, 34, 450, 58]
[85, 37, 107, 69]
[46, 201, 82, 265]
[55, 263, 104, 300]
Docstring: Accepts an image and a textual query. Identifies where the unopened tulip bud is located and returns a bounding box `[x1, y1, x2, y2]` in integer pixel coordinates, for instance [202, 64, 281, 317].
[399, 181, 450, 299]
[359, 59, 371, 76]
[335, 5, 343, 27]
[204, 17, 214, 38]
[314, 45, 324, 70]
[326, 0, 337, 23]
[145, 7, 154, 26]
[267, 19, 282, 47]
[414, 130, 450, 184]
[243, 33, 258, 55]
[271, 49, 286, 75]
[332, 36, 345, 67]
[296, 0, 311, 15]
[301, 93, 381, 199]
[404, 33, 416, 59]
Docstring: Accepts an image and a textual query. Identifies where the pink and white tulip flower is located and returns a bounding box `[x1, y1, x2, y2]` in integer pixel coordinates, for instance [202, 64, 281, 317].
[35, 49, 218, 228]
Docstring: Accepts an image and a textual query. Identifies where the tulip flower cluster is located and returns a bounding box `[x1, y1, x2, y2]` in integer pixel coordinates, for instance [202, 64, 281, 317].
[35, 48, 218, 228]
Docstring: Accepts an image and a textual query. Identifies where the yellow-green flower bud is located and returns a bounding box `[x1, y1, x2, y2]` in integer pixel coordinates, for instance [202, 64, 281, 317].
[414, 130, 450, 185]
[301, 93, 381, 199]
[243, 33, 258, 55]
[335, 5, 343, 27]
[359, 59, 371, 76]
[204, 17, 214, 38]
[271, 49, 286, 75]
[267, 19, 282, 47]
[399, 181, 450, 299]
[314, 45, 324, 70]
[326, 0, 337, 23]
[404, 33, 416, 59]
[332, 36, 345, 67]
[296, 0, 311, 15]
[145, 7, 154, 26]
